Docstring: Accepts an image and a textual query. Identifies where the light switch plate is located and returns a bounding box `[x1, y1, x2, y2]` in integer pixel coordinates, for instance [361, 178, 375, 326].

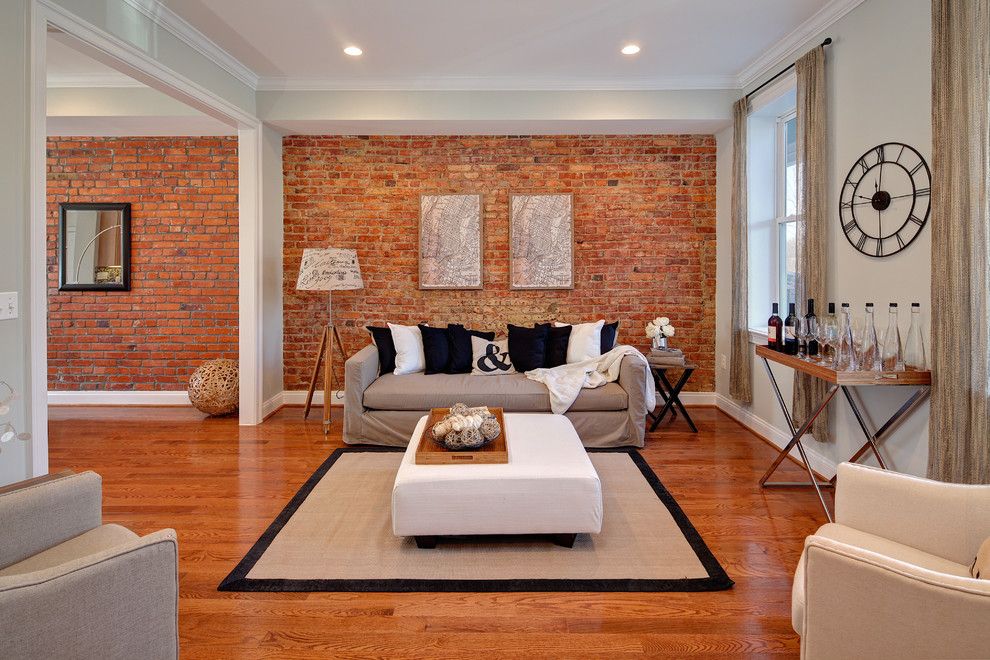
[0, 292, 18, 320]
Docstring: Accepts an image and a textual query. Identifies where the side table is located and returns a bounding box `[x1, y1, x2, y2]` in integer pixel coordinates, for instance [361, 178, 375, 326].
[646, 362, 698, 433]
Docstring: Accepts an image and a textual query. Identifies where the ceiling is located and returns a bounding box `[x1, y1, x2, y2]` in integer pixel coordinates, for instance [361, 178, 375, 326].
[160, 0, 833, 90]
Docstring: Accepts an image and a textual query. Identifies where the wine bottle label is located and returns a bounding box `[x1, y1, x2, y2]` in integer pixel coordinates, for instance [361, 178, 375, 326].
[767, 327, 776, 343]
[785, 327, 796, 339]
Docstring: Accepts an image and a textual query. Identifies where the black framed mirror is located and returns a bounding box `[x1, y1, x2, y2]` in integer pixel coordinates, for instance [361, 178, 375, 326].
[58, 202, 131, 291]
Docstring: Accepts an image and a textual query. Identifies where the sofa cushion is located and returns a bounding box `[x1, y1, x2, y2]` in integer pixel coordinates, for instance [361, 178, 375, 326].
[600, 321, 619, 353]
[507, 323, 549, 372]
[366, 326, 397, 375]
[791, 522, 972, 636]
[0, 524, 138, 577]
[447, 324, 495, 374]
[363, 372, 627, 412]
[542, 323, 571, 368]
[418, 325, 450, 375]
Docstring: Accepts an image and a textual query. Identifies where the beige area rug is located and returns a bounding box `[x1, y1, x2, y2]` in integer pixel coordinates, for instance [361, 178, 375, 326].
[219, 448, 732, 592]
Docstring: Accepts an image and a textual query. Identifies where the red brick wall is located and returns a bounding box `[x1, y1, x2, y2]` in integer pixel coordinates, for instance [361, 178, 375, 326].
[283, 135, 716, 391]
[47, 137, 238, 391]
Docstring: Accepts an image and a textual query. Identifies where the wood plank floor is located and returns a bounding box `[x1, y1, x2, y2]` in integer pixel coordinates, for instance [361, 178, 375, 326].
[48, 405, 830, 659]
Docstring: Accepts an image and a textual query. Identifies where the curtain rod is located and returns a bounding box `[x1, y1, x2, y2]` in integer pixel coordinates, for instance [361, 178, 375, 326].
[745, 37, 832, 101]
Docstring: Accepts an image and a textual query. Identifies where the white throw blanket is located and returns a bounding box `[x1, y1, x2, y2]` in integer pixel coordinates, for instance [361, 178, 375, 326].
[525, 345, 656, 414]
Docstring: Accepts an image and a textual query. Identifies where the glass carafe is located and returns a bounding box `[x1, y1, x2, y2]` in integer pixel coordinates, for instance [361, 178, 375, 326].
[880, 303, 904, 371]
[904, 302, 927, 370]
[836, 303, 858, 371]
[861, 303, 882, 372]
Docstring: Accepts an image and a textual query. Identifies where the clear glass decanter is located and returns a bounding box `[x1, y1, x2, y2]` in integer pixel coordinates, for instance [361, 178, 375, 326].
[861, 303, 882, 372]
[880, 303, 904, 371]
[904, 302, 927, 370]
[836, 303, 858, 371]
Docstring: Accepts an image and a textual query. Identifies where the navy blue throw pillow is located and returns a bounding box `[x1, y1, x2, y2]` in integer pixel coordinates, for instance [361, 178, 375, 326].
[540, 323, 572, 368]
[447, 324, 496, 374]
[600, 321, 619, 353]
[419, 325, 450, 375]
[507, 324, 550, 373]
[366, 326, 397, 375]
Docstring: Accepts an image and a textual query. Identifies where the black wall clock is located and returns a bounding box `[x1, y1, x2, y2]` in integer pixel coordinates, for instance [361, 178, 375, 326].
[839, 142, 931, 258]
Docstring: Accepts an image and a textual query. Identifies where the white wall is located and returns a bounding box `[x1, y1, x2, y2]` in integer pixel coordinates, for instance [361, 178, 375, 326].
[261, 125, 284, 407]
[716, 0, 932, 477]
[0, 0, 32, 485]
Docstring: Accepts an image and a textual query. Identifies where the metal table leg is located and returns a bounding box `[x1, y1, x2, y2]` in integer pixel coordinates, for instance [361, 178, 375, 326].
[841, 386, 931, 470]
[759, 357, 837, 522]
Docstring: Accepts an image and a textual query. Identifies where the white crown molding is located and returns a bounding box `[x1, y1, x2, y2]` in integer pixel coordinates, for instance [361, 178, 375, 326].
[46, 72, 146, 88]
[255, 74, 739, 92]
[735, 0, 868, 90]
[119, 0, 259, 89]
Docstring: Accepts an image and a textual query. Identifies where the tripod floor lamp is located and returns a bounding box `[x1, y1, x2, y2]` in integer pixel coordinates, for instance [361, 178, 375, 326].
[296, 247, 363, 434]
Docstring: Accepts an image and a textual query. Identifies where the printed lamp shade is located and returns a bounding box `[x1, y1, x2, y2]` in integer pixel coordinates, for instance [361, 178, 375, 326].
[296, 248, 363, 291]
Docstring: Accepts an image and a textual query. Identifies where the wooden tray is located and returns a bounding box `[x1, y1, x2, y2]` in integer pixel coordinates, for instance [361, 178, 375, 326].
[415, 407, 508, 465]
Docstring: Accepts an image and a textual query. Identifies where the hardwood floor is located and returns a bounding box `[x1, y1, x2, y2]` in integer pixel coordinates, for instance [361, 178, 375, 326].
[48, 405, 830, 659]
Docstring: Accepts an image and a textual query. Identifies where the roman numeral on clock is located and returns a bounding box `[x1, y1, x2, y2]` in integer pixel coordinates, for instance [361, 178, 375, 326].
[843, 219, 857, 233]
[909, 214, 924, 226]
[856, 233, 868, 251]
[910, 162, 925, 176]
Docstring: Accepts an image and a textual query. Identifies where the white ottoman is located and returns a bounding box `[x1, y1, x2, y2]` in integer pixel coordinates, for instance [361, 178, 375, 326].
[392, 413, 603, 548]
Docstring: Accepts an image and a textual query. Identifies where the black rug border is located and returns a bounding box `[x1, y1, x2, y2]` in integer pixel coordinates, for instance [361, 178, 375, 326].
[218, 446, 733, 593]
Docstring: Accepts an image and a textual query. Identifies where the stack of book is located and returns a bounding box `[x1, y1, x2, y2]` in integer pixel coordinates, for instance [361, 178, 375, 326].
[647, 348, 685, 368]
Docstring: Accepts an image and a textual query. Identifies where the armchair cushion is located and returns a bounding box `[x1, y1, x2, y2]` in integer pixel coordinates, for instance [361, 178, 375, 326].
[0, 524, 137, 577]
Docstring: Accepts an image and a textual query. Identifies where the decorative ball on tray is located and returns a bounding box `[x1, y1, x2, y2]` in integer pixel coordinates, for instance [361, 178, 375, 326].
[430, 403, 502, 450]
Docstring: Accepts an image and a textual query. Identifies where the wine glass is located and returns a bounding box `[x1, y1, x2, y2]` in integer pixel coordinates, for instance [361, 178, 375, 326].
[814, 320, 829, 364]
[822, 318, 839, 367]
[851, 316, 866, 371]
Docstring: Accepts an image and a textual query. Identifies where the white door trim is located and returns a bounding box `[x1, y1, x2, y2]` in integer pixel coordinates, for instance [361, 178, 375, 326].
[29, 0, 267, 473]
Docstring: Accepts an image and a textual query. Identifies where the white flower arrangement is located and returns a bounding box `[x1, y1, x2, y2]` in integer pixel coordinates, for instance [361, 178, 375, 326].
[645, 316, 676, 339]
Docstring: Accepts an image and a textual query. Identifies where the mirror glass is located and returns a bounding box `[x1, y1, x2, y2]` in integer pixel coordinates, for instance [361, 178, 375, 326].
[59, 203, 130, 291]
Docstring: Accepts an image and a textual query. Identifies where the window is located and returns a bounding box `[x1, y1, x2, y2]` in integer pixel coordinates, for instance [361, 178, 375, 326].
[777, 112, 798, 310]
[746, 77, 797, 332]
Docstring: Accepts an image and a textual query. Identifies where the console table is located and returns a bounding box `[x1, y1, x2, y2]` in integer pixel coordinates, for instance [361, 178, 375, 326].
[755, 344, 931, 522]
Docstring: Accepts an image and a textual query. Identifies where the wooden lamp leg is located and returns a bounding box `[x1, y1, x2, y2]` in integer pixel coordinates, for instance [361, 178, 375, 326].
[303, 327, 329, 420]
[323, 324, 349, 435]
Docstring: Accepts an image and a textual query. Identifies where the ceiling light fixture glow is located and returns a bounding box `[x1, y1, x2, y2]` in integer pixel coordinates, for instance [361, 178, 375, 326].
[621, 44, 641, 55]
[343, 46, 363, 57]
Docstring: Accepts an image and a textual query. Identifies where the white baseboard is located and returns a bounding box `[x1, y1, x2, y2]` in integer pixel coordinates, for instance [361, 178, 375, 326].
[281, 390, 346, 406]
[715, 393, 836, 479]
[47, 391, 191, 406]
[678, 392, 717, 406]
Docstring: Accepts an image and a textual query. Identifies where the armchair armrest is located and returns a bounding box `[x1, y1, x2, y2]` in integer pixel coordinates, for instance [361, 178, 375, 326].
[344, 344, 381, 441]
[0, 529, 178, 659]
[0, 471, 102, 570]
[835, 462, 990, 565]
[801, 535, 990, 659]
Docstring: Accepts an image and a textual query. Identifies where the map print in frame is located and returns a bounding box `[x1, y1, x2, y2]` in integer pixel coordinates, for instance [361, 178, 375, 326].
[419, 194, 483, 290]
[509, 193, 574, 290]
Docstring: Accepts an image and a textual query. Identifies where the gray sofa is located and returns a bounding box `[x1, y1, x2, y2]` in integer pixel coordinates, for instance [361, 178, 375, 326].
[344, 344, 651, 447]
[0, 471, 178, 660]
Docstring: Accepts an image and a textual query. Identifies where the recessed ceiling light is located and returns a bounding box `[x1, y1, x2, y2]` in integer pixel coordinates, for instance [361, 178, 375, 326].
[621, 44, 641, 56]
[343, 46, 363, 57]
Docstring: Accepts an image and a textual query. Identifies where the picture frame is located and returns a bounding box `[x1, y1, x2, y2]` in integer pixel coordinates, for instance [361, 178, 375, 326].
[509, 193, 574, 290]
[418, 193, 484, 290]
[57, 202, 132, 292]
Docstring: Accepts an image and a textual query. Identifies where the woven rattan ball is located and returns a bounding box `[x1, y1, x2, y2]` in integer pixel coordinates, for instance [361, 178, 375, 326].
[188, 359, 239, 416]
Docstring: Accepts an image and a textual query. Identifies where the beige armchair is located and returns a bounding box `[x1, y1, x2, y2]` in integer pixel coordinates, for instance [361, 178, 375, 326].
[0, 471, 178, 659]
[792, 462, 990, 659]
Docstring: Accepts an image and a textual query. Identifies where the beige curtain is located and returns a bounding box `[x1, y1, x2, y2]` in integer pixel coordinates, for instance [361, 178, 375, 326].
[729, 98, 752, 403]
[792, 46, 830, 443]
[929, 0, 990, 484]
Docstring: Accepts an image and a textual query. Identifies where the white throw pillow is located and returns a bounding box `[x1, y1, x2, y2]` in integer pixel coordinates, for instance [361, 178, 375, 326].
[555, 320, 605, 363]
[470, 336, 516, 375]
[388, 323, 425, 375]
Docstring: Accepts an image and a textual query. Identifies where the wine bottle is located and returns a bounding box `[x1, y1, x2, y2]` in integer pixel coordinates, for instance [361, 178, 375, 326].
[904, 302, 926, 370]
[804, 299, 819, 357]
[880, 303, 904, 371]
[768, 303, 783, 351]
[783, 303, 800, 355]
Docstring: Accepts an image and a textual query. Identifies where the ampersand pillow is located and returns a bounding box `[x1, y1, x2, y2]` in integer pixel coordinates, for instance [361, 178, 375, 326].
[470, 336, 516, 376]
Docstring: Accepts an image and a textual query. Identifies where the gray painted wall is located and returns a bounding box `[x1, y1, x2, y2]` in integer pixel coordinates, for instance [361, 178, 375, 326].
[715, 0, 932, 477]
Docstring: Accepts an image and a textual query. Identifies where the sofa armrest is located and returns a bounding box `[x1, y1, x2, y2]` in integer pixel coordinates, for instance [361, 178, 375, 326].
[0, 471, 102, 570]
[800, 535, 990, 659]
[344, 344, 381, 440]
[617, 355, 650, 444]
[0, 528, 179, 659]
[835, 462, 990, 566]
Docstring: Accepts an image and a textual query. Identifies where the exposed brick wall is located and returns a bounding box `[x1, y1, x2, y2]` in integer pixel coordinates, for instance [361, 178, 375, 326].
[283, 135, 716, 391]
[47, 137, 238, 391]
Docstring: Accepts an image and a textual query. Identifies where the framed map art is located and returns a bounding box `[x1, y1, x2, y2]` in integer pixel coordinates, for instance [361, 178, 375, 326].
[509, 193, 574, 290]
[419, 194, 483, 290]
